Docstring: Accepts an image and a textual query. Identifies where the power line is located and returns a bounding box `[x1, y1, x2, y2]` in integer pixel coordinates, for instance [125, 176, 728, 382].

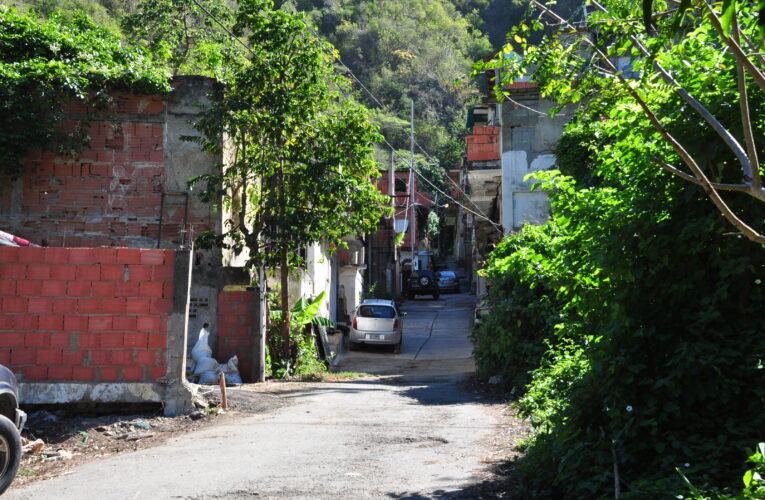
[384, 140, 502, 231]
[411, 139, 495, 223]
[299, 22, 497, 224]
[185, 0, 502, 231]
[189, 0, 255, 57]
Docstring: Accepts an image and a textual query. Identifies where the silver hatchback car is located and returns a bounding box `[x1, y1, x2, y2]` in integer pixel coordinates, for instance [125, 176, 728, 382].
[349, 299, 404, 353]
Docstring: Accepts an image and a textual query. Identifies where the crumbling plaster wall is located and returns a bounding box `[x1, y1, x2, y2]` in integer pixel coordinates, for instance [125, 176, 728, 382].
[163, 77, 231, 358]
[499, 88, 573, 233]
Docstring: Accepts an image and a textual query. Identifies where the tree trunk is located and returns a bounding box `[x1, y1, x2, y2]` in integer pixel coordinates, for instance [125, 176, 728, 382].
[280, 246, 291, 360]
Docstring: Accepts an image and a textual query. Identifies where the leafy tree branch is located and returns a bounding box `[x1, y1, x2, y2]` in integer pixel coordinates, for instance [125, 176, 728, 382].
[480, 0, 765, 243]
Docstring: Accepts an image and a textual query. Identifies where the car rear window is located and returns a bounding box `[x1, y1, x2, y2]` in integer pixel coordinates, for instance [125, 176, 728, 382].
[358, 305, 395, 318]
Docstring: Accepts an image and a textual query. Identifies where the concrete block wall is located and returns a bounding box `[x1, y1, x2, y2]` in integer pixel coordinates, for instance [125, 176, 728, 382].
[216, 290, 256, 382]
[466, 126, 500, 162]
[0, 247, 174, 383]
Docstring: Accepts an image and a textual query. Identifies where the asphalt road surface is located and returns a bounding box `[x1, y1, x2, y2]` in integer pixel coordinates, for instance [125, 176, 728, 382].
[7, 292, 514, 500]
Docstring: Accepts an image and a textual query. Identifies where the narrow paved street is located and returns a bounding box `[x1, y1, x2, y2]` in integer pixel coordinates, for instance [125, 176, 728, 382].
[7, 292, 524, 499]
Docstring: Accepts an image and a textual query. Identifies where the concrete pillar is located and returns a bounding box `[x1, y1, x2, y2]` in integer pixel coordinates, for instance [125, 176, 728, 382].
[502, 151, 527, 235]
[164, 249, 194, 416]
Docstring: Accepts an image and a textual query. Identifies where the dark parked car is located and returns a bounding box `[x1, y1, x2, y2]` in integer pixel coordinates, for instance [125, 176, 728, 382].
[407, 269, 440, 300]
[0, 365, 25, 494]
[437, 270, 460, 293]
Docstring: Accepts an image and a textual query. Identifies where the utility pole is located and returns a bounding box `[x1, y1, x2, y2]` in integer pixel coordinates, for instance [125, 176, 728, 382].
[390, 150, 399, 296]
[255, 265, 266, 382]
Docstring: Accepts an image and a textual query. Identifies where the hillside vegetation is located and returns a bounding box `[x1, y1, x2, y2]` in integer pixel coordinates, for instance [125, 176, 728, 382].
[14, 0, 528, 171]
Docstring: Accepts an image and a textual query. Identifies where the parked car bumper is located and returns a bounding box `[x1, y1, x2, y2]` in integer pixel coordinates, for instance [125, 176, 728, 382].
[15, 408, 26, 432]
[349, 328, 401, 345]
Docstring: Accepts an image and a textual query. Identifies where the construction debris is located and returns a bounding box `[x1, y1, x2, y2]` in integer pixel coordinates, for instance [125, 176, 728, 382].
[188, 325, 242, 386]
[0, 229, 39, 247]
[22, 438, 45, 454]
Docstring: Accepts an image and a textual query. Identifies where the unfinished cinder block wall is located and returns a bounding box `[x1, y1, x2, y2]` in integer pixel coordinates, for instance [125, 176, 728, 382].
[0, 78, 258, 407]
[0, 246, 192, 410]
[0, 247, 172, 382]
[0, 80, 217, 249]
[216, 289, 257, 382]
[466, 126, 500, 162]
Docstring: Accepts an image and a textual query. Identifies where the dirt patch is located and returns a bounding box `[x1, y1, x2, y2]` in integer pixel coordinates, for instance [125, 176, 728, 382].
[14, 382, 293, 487]
[443, 379, 531, 499]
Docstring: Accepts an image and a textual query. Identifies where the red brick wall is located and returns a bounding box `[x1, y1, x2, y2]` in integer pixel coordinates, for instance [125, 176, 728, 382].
[466, 126, 500, 162]
[0, 247, 174, 383]
[0, 92, 209, 248]
[216, 290, 255, 382]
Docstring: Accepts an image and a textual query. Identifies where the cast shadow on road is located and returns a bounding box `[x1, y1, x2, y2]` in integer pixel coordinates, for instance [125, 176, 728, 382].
[384, 457, 518, 499]
[397, 380, 484, 407]
[259, 379, 392, 400]
[257, 376, 498, 410]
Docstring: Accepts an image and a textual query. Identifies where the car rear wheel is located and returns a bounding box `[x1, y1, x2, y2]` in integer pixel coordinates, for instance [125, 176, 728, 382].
[348, 341, 358, 351]
[392, 339, 402, 354]
[0, 415, 21, 495]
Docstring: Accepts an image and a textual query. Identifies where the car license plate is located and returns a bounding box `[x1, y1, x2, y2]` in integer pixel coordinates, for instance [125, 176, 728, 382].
[365, 334, 385, 340]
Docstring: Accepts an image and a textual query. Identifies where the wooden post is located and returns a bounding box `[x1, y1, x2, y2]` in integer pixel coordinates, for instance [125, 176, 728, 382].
[219, 372, 228, 410]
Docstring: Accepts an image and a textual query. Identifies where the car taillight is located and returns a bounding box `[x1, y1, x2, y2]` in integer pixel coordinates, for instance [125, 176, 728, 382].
[352, 317, 358, 329]
[393, 319, 398, 329]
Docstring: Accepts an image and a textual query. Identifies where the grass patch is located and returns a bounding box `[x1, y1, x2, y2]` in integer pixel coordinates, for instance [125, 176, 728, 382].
[291, 371, 370, 382]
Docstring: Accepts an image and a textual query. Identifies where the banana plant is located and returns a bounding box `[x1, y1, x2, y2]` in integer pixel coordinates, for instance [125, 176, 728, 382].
[270, 290, 334, 330]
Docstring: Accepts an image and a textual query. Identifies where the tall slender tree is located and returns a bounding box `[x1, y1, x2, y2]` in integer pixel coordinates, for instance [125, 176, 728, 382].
[189, 0, 390, 366]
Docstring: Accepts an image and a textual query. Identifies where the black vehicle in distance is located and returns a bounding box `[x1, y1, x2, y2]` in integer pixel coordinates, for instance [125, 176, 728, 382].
[407, 269, 440, 300]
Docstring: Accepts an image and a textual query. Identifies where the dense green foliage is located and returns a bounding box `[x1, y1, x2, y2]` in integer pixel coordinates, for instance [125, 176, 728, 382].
[0, 6, 168, 180]
[268, 291, 332, 377]
[122, 0, 246, 78]
[19, 0, 131, 35]
[681, 444, 765, 499]
[477, 123, 765, 499]
[295, 0, 491, 169]
[479, 0, 765, 242]
[473, 7, 765, 494]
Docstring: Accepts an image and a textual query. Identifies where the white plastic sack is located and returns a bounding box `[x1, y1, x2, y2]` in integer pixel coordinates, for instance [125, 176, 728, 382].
[219, 355, 242, 385]
[197, 370, 219, 385]
[191, 326, 212, 362]
[193, 357, 218, 376]
[219, 355, 239, 375]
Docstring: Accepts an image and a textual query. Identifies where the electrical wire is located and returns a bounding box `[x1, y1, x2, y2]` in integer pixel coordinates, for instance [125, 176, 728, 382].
[411, 138, 495, 222]
[299, 24, 499, 226]
[187, 0, 503, 231]
[189, 0, 255, 57]
[385, 142, 502, 230]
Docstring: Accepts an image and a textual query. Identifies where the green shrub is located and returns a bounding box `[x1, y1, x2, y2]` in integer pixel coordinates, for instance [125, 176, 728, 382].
[474, 67, 765, 498]
[0, 6, 169, 179]
[472, 225, 566, 392]
[678, 443, 765, 500]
